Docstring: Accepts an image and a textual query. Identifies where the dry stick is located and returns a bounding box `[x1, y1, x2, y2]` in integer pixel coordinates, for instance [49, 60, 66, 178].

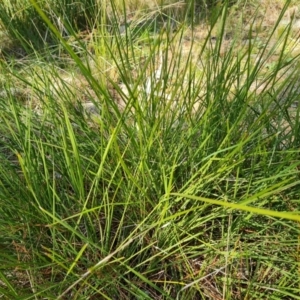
[57, 237, 134, 299]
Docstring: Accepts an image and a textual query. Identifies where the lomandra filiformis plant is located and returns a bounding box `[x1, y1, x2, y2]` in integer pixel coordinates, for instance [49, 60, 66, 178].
[0, 0, 300, 299]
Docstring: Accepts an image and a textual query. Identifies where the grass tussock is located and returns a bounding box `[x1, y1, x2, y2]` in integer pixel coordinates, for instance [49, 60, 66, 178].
[1, 0, 300, 299]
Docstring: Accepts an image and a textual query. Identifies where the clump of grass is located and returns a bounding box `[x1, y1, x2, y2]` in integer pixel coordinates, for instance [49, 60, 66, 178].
[0, 0, 104, 55]
[1, 0, 300, 299]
